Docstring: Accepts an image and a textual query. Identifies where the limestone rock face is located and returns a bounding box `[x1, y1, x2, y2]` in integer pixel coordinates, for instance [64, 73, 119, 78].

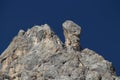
[0, 20, 119, 80]
[63, 20, 81, 51]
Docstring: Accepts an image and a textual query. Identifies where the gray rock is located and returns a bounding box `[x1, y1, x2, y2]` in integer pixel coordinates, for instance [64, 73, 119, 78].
[63, 20, 81, 51]
[86, 71, 101, 80]
[0, 20, 119, 80]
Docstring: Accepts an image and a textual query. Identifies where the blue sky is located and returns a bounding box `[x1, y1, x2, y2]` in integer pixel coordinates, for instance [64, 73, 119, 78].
[0, 0, 120, 75]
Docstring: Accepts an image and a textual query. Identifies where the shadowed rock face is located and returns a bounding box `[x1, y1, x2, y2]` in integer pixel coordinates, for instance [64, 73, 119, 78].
[0, 20, 119, 80]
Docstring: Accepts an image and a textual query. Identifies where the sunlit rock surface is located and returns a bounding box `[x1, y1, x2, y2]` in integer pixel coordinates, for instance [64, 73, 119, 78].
[0, 20, 119, 80]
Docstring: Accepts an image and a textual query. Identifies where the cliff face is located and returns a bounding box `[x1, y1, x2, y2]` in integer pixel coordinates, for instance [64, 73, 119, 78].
[0, 20, 119, 80]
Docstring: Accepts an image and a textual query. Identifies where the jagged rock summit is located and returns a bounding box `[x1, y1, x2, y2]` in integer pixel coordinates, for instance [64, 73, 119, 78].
[0, 20, 119, 80]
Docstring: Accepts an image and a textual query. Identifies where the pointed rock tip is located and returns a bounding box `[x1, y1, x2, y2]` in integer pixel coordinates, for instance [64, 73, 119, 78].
[43, 24, 51, 30]
[33, 24, 51, 31]
[18, 29, 25, 36]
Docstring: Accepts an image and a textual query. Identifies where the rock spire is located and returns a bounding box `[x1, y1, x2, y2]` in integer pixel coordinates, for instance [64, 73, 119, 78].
[63, 20, 81, 51]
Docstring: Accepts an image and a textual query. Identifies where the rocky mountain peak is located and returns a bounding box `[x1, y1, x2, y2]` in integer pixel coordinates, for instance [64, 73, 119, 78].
[0, 20, 119, 80]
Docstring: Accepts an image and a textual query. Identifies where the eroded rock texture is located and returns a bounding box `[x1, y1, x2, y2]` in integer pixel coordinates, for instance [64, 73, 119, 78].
[63, 20, 81, 51]
[0, 20, 119, 80]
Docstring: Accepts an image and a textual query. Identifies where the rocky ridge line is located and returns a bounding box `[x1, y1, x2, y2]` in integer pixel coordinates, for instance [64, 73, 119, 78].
[0, 20, 119, 80]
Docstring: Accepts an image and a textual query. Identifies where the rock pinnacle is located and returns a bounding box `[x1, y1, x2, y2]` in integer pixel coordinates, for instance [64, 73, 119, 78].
[63, 20, 81, 51]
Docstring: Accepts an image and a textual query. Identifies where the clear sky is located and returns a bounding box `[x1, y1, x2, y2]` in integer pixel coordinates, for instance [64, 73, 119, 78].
[0, 0, 120, 75]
